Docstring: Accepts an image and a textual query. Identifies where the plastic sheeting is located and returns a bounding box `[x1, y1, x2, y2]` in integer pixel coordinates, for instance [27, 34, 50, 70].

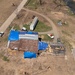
[8, 30, 38, 41]
[8, 30, 19, 41]
[38, 41, 48, 50]
[19, 31, 38, 35]
[24, 51, 37, 58]
[27, 31, 38, 35]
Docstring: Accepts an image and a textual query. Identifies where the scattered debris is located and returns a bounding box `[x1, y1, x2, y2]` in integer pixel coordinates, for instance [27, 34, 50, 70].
[58, 20, 62, 26]
[57, 38, 61, 43]
[50, 43, 65, 55]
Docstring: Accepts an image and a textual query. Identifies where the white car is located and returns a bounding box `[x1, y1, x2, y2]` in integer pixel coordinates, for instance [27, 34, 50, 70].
[47, 34, 54, 39]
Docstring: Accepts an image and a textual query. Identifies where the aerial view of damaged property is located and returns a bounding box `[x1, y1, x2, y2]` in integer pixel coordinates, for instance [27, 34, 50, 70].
[0, 0, 75, 75]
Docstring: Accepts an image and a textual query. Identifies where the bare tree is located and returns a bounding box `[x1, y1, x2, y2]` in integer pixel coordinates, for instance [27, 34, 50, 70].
[39, 0, 42, 5]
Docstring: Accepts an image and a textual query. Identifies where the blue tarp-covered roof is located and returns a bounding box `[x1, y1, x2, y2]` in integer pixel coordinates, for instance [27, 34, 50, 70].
[38, 41, 48, 50]
[19, 31, 38, 35]
[8, 30, 19, 41]
[8, 30, 38, 41]
[27, 31, 38, 35]
[24, 51, 37, 58]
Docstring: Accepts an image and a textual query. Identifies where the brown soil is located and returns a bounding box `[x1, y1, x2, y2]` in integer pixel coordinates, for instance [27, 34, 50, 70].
[0, 0, 75, 75]
[0, 0, 22, 25]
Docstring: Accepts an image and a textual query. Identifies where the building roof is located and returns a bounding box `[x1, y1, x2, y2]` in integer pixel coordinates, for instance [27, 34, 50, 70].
[9, 39, 38, 53]
[8, 30, 38, 41]
[19, 39, 38, 53]
[8, 30, 48, 53]
[8, 30, 19, 41]
[8, 30, 38, 53]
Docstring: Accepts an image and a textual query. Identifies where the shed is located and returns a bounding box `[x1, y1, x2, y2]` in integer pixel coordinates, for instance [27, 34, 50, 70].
[50, 43, 65, 54]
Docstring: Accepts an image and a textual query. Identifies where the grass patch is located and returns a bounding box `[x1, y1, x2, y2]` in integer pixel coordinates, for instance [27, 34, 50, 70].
[34, 21, 52, 32]
[8, 25, 12, 31]
[23, 21, 52, 32]
[23, 24, 30, 30]
[39, 34, 53, 41]
[25, 0, 40, 9]
[14, 25, 20, 30]
[57, 20, 69, 26]
[4, 36, 8, 42]
[3, 56, 9, 62]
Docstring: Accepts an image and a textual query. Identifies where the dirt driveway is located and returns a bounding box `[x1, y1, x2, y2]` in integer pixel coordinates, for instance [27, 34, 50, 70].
[22, 8, 59, 42]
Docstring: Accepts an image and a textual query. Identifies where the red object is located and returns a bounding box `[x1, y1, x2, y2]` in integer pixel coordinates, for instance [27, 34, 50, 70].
[50, 34, 53, 36]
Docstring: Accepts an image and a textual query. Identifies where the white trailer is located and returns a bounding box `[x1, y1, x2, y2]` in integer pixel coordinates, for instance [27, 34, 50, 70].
[30, 17, 38, 30]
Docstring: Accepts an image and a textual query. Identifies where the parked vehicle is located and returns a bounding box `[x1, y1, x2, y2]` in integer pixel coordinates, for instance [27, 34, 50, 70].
[30, 17, 38, 30]
[47, 34, 54, 39]
[0, 32, 4, 37]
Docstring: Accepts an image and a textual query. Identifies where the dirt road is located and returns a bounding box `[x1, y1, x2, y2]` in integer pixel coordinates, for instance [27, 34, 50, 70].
[23, 8, 59, 42]
[0, 0, 27, 33]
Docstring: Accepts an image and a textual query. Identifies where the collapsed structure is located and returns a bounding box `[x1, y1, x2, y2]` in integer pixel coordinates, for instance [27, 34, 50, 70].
[8, 30, 48, 58]
[50, 43, 65, 54]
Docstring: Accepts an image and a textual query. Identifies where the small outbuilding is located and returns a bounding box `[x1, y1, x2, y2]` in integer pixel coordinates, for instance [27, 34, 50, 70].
[50, 43, 65, 54]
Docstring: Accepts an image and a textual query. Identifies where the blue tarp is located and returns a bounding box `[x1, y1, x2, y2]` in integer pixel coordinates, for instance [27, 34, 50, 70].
[27, 31, 38, 35]
[19, 31, 38, 35]
[8, 30, 38, 41]
[24, 51, 37, 58]
[38, 41, 48, 50]
[8, 30, 19, 41]
[19, 31, 28, 35]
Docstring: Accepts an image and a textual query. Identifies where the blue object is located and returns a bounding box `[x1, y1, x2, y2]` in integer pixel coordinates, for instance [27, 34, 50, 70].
[19, 31, 38, 35]
[24, 51, 37, 58]
[38, 41, 48, 50]
[27, 31, 38, 35]
[8, 30, 19, 41]
[19, 31, 27, 34]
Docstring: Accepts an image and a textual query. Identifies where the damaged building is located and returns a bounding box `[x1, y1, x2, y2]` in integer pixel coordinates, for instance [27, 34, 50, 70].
[8, 30, 38, 53]
[7, 30, 48, 58]
[50, 43, 65, 54]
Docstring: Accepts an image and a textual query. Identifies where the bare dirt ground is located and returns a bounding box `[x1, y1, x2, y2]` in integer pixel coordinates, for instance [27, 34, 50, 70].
[0, 0, 75, 75]
[0, 46, 75, 75]
[0, 0, 27, 32]
[0, 0, 22, 25]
